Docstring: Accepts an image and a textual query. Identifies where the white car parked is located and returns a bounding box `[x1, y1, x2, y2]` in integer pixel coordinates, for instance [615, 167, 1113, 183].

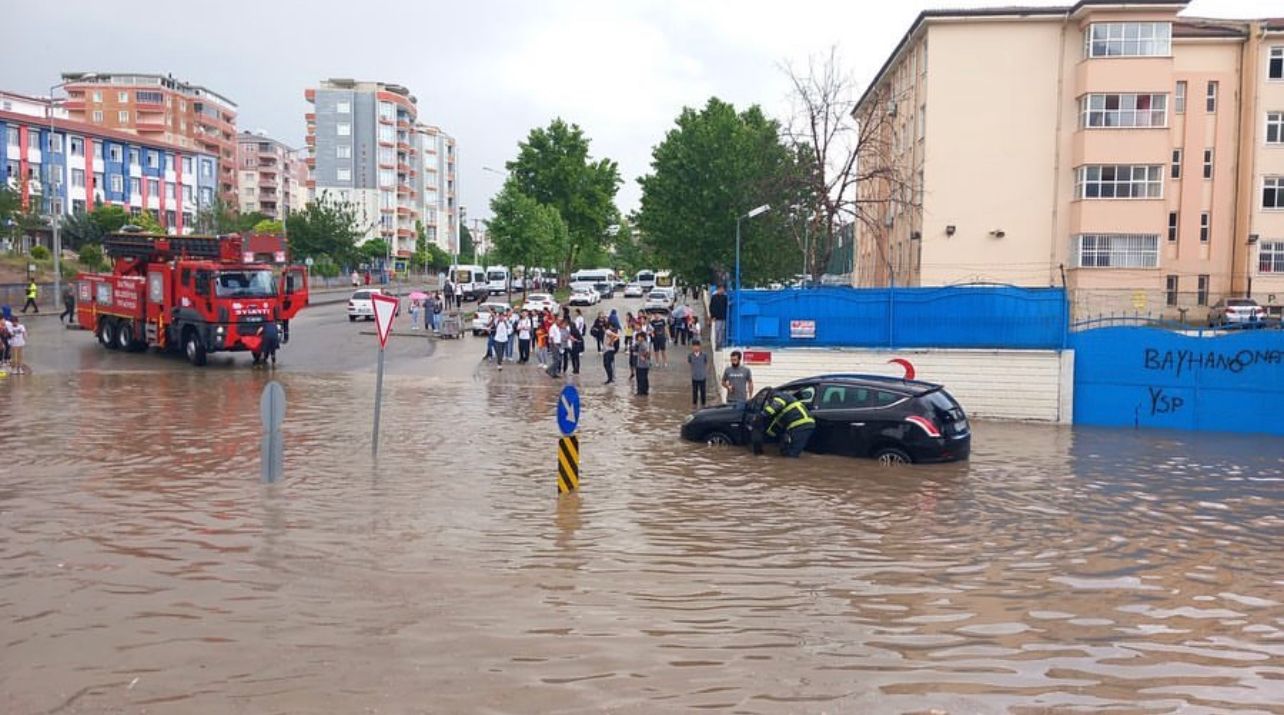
[568, 287, 600, 306]
[521, 292, 559, 314]
[623, 282, 645, 298]
[471, 301, 511, 336]
[347, 288, 399, 322]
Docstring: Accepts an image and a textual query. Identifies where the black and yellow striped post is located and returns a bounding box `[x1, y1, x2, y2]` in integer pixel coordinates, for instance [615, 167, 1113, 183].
[557, 435, 580, 494]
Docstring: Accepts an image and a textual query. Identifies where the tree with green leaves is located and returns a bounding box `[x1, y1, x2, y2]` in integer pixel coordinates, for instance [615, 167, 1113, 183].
[506, 119, 620, 280]
[360, 238, 391, 262]
[458, 222, 474, 263]
[193, 196, 240, 234]
[252, 219, 285, 235]
[637, 97, 804, 287]
[133, 210, 166, 234]
[283, 190, 367, 267]
[487, 180, 569, 286]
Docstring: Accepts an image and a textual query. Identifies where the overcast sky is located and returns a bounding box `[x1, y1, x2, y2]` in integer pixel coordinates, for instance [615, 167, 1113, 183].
[2, 0, 1275, 221]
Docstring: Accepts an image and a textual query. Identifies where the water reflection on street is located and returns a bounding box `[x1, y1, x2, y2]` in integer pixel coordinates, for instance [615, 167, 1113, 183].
[2, 360, 1283, 712]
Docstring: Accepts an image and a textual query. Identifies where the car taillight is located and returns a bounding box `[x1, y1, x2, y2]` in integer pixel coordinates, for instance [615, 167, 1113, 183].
[906, 415, 942, 438]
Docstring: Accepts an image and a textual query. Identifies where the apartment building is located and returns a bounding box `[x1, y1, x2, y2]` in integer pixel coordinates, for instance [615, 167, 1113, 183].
[60, 73, 238, 206]
[305, 79, 418, 256]
[854, 0, 1273, 320]
[236, 130, 307, 220]
[3, 102, 218, 234]
[286, 147, 309, 217]
[1248, 21, 1284, 317]
[417, 123, 459, 253]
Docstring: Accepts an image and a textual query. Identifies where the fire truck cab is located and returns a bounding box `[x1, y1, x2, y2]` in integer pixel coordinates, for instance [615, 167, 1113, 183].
[76, 231, 310, 365]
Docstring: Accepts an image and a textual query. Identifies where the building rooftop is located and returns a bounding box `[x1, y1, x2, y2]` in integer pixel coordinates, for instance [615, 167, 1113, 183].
[60, 72, 238, 110]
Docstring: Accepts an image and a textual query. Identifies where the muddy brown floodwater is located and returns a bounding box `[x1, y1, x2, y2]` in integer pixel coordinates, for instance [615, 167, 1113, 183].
[2, 317, 1284, 713]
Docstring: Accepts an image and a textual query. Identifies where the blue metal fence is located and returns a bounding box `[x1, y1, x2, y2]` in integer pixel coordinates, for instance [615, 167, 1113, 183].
[730, 286, 1068, 349]
[1070, 326, 1284, 435]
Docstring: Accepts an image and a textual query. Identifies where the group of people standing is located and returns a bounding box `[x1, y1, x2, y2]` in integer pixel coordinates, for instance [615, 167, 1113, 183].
[0, 305, 29, 374]
[408, 293, 448, 333]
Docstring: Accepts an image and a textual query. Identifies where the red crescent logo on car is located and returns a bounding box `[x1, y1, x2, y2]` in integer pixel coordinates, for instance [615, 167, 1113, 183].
[887, 358, 916, 380]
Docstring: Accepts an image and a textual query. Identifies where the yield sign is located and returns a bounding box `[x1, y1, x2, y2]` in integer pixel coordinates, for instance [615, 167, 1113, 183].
[371, 293, 399, 348]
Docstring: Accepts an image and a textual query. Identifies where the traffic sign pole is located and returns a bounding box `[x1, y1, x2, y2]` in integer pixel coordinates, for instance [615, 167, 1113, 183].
[556, 385, 581, 494]
[369, 293, 398, 458]
[260, 381, 286, 483]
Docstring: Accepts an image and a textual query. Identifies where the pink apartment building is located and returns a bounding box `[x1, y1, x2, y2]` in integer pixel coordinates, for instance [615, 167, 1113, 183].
[855, 0, 1283, 320]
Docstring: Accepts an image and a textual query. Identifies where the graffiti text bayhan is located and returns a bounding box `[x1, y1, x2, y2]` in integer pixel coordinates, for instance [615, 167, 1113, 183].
[1143, 347, 1284, 377]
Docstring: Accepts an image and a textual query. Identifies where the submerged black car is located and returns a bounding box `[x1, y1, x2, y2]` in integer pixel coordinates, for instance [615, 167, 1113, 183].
[680, 374, 971, 464]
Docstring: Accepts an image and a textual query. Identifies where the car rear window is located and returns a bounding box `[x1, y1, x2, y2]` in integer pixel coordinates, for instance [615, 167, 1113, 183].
[352, 291, 371, 300]
[923, 389, 963, 416]
[1227, 299, 1256, 307]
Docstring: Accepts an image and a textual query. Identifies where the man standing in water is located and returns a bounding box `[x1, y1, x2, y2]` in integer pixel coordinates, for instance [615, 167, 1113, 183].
[721, 350, 754, 405]
[708, 285, 728, 348]
[687, 339, 709, 408]
[634, 332, 652, 396]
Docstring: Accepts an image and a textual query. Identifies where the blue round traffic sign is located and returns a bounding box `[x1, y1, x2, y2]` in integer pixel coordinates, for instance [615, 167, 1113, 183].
[557, 385, 581, 436]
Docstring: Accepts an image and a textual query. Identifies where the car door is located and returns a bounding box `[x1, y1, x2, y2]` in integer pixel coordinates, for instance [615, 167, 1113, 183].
[810, 383, 872, 455]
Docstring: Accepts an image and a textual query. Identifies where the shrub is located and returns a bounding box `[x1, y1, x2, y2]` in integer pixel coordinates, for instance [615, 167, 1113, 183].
[30, 245, 50, 260]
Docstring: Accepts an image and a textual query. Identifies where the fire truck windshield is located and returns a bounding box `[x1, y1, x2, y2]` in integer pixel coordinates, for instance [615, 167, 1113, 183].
[215, 270, 277, 298]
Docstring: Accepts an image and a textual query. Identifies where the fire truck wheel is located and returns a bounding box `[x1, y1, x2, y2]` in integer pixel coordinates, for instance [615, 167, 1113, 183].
[100, 319, 118, 350]
[183, 328, 207, 367]
[116, 322, 136, 351]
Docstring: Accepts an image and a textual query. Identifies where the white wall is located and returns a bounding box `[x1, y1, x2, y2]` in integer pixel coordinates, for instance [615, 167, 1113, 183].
[715, 347, 1074, 423]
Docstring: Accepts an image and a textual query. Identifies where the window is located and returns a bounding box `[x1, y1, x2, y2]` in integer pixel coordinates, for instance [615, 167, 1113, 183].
[1260, 241, 1284, 273]
[1206, 81, 1218, 113]
[1074, 233, 1159, 268]
[109, 174, 123, 193]
[336, 122, 351, 137]
[1203, 149, 1213, 179]
[337, 100, 351, 113]
[200, 187, 213, 204]
[147, 178, 159, 195]
[130, 177, 140, 194]
[337, 144, 352, 159]
[106, 145, 122, 163]
[118, 110, 129, 123]
[1168, 211, 1178, 242]
[165, 183, 175, 201]
[379, 101, 395, 121]
[1166, 275, 1179, 306]
[1171, 149, 1182, 178]
[1270, 47, 1283, 80]
[1197, 275, 1209, 306]
[378, 146, 394, 165]
[1085, 22, 1171, 58]
[183, 156, 192, 174]
[71, 169, 85, 187]
[1268, 112, 1284, 144]
[1175, 81, 1186, 113]
[1080, 93, 1167, 128]
[1200, 212, 1210, 242]
[379, 168, 394, 187]
[918, 104, 926, 141]
[129, 148, 139, 165]
[92, 110, 103, 123]
[1264, 176, 1284, 209]
[147, 151, 159, 168]
[93, 172, 104, 190]
[48, 134, 62, 153]
[378, 124, 394, 143]
[92, 91, 102, 102]
[183, 185, 193, 202]
[93, 143, 103, 161]
[136, 90, 162, 105]
[1076, 164, 1163, 199]
[337, 167, 351, 181]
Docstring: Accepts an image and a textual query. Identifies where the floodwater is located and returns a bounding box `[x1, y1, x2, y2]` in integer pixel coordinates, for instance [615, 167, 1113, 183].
[3, 315, 1284, 713]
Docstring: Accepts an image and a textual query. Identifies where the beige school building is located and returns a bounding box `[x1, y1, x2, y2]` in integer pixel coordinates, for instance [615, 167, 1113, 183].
[854, 0, 1284, 321]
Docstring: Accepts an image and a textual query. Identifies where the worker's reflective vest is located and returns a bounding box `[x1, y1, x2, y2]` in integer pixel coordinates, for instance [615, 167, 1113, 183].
[763, 393, 816, 436]
[26, 282, 37, 300]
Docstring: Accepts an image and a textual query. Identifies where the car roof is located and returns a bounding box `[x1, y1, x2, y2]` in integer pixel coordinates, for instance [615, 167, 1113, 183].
[781, 373, 943, 396]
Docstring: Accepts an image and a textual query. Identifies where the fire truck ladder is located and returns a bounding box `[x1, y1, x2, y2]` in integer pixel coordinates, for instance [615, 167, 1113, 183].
[103, 233, 227, 261]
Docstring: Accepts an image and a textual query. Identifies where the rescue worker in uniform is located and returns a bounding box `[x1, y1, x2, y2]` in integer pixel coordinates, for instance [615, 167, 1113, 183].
[754, 388, 816, 458]
[22, 279, 38, 313]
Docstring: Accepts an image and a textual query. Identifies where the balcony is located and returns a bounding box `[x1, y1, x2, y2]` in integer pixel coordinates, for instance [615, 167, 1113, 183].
[304, 112, 315, 122]
[397, 205, 411, 215]
[396, 228, 414, 238]
[305, 88, 315, 102]
[378, 116, 394, 125]
[396, 162, 411, 174]
[380, 205, 395, 213]
[135, 98, 164, 111]
[63, 98, 85, 111]
[397, 184, 410, 194]
[136, 118, 166, 132]
[305, 135, 316, 146]
[396, 142, 411, 152]
[304, 157, 315, 168]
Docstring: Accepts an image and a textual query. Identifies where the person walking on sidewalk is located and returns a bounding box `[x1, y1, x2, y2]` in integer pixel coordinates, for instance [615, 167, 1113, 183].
[687, 339, 709, 408]
[22, 279, 39, 313]
[709, 285, 728, 348]
[602, 320, 620, 384]
[60, 285, 75, 325]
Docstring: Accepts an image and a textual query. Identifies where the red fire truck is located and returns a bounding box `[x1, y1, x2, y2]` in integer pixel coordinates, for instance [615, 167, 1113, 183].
[75, 231, 310, 365]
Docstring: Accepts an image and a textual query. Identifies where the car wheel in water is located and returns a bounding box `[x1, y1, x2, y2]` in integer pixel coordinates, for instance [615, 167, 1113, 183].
[184, 329, 207, 367]
[873, 447, 912, 466]
[704, 430, 733, 446]
[116, 321, 135, 351]
[349, 315, 357, 322]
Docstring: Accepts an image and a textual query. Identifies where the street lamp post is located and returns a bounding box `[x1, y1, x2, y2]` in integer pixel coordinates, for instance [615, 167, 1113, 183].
[733, 204, 770, 347]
